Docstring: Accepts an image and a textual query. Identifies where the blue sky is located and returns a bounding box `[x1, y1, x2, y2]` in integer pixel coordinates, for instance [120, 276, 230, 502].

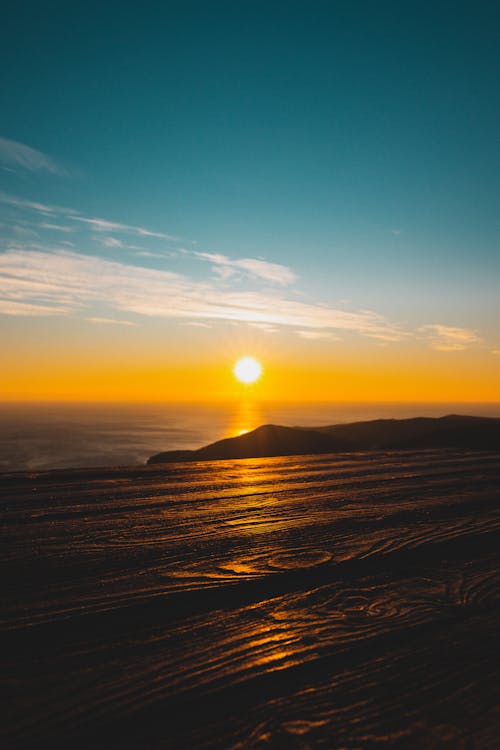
[0, 1, 499, 399]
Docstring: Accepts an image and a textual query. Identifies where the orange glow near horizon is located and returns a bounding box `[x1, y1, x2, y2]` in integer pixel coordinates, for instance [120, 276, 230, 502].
[2, 318, 500, 403]
[1, 357, 500, 403]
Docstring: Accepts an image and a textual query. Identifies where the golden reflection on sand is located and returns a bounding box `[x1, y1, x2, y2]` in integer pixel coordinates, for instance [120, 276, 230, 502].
[246, 628, 300, 671]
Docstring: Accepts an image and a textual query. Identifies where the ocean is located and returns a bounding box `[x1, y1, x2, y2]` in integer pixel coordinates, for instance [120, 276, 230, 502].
[1, 400, 499, 472]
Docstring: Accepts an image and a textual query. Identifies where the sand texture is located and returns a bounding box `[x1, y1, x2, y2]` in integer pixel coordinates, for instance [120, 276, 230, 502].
[2, 448, 500, 748]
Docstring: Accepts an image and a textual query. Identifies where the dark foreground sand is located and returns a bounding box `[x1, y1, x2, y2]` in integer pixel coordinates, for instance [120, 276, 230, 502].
[2, 449, 500, 748]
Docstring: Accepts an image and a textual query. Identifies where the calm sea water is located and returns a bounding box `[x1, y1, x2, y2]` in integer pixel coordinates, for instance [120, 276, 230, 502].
[1, 401, 499, 472]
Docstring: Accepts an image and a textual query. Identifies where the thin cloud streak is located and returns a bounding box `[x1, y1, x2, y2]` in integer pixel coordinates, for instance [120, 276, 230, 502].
[71, 215, 179, 240]
[297, 330, 340, 340]
[195, 251, 297, 286]
[0, 299, 73, 315]
[98, 236, 124, 248]
[0, 192, 181, 242]
[39, 223, 75, 233]
[0, 137, 66, 176]
[248, 322, 279, 334]
[86, 317, 136, 326]
[418, 324, 482, 351]
[0, 193, 77, 216]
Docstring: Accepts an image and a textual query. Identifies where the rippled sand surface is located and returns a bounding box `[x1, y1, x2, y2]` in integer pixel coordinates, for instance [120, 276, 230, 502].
[2, 449, 499, 748]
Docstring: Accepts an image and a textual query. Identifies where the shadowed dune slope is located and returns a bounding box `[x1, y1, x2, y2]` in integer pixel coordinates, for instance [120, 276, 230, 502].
[1, 448, 499, 748]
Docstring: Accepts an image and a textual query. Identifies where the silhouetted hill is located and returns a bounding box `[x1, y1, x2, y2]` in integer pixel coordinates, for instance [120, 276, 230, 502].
[147, 415, 500, 464]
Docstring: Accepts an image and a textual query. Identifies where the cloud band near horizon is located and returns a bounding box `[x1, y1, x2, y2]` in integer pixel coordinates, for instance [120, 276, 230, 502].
[0, 247, 406, 340]
[0, 191, 487, 352]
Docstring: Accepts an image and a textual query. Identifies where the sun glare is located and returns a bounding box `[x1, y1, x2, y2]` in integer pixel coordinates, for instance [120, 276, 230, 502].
[233, 356, 262, 384]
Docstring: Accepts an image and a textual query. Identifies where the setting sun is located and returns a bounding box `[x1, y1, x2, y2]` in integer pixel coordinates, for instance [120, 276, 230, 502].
[233, 356, 262, 384]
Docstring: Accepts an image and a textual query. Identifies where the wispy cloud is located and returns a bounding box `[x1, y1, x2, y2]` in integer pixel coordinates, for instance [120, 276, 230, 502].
[12, 225, 39, 239]
[71, 215, 179, 240]
[86, 317, 136, 326]
[0, 248, 404, 341]
[2, 193, 485, 352]
[418, 324, 482, 351]
[94, 236, 153, 253]
[132, 249, 169, 257]
[0, 192, 77, 216]
[195, 251, 297, 286]
[98, 236, 124, 248]
[39, 223, 75, 233]
[296, 330, 340, 340]
[0, 298, 73, 315]
[0, 192, 180, 242]
[248, 322, 279, 334]
[364, 330, 407, 342]
[0, 137, 66, 176]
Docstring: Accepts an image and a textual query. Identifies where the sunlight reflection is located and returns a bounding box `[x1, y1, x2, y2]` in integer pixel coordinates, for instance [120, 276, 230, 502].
[225, 398, 263, 439]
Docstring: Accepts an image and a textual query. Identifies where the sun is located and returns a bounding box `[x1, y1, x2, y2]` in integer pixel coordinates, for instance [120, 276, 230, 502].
[233, 356, 262, 384]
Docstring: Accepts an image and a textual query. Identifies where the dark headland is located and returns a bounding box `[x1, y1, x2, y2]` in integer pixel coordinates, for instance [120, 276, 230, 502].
[148, 414, 500, 464]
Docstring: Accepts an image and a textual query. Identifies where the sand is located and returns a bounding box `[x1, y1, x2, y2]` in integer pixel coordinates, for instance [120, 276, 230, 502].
[1, 448, 499, 748]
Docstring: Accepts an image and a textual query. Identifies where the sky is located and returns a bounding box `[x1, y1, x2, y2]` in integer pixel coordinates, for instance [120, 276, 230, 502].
[0, 0, 499, 402]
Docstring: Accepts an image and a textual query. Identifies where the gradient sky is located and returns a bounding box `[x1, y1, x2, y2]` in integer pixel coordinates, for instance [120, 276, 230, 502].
[1, 1, 499, 401]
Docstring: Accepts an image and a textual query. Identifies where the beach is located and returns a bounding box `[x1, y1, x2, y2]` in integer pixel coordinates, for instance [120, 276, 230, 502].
[2, 447, 499, 748]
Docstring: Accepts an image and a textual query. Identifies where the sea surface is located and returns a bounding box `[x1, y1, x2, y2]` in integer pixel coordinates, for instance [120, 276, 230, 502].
[1, 400, 500, 472]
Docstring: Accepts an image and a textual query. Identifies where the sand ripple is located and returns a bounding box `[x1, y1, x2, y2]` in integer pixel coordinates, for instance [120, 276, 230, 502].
[1, 448, 499, 748]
